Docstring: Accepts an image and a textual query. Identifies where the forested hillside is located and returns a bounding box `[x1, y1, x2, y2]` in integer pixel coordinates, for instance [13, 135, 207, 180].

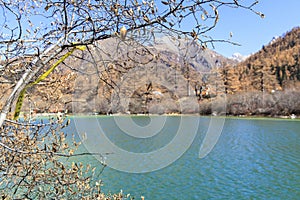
[221, 27, 300, 94]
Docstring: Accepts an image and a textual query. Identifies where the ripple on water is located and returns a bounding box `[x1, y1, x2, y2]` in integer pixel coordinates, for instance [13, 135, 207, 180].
[67, 117, 300, 199]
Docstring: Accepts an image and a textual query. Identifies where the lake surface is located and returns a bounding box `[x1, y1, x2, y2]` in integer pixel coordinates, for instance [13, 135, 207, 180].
[67, 116, 300, 199]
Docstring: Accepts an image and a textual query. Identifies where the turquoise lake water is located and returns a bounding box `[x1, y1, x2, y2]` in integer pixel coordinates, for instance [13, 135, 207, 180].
[66, 116, 300, 199]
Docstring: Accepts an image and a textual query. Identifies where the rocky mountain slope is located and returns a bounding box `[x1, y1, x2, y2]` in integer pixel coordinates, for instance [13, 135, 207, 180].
[0, 36, 233, 115]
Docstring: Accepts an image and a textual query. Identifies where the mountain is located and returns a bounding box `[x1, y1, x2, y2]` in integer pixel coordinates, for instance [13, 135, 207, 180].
[221, 27, 300, 94]
[68, 37, 235, 114]
[0, 36, 233, 115]
[2, 27, 300, 117]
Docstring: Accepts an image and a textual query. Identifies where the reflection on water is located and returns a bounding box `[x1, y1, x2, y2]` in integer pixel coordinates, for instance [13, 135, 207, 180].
[66, 117, 300, 199]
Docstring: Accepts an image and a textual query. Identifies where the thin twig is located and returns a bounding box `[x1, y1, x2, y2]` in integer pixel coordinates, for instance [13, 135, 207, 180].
[0, 141, 113, 158]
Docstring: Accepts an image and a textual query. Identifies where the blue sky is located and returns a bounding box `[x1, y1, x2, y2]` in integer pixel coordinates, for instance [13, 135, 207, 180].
[208, 0, 300, 58]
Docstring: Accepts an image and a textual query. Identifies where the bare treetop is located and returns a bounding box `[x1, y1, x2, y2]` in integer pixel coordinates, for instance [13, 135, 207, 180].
[0, 0, 262, 59]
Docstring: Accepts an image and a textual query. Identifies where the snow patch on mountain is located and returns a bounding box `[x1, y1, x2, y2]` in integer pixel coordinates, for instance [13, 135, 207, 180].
[230, 52, 248, 62]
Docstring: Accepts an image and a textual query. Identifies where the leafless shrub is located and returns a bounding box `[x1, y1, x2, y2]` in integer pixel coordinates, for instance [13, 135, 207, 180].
[225, 90, 300, 116]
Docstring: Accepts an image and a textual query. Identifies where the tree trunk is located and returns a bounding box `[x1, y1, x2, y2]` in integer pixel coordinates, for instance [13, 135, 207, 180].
[0, 39, 64, 127]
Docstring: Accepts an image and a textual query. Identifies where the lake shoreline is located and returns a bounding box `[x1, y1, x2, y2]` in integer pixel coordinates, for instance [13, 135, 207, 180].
[28, 111, 299, 121]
